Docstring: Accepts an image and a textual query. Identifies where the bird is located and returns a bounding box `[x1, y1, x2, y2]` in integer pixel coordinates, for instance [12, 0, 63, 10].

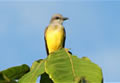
[44, 14, 68, 55]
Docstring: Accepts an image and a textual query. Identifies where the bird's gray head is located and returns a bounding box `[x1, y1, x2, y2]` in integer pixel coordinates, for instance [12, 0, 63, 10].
[50, 14, 68, 24]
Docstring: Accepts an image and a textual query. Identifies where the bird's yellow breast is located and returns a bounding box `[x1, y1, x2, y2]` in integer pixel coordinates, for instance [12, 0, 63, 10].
[45, 25, 64, 54]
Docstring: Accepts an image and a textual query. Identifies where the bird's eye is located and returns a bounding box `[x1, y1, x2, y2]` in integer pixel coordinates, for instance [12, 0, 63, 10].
[55, 17, 60, 19]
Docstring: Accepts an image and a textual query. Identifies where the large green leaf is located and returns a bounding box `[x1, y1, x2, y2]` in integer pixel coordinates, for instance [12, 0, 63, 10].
[0, 64, 29, 83]
[45, 49, 103, 83]
[18, 59, 45, 83]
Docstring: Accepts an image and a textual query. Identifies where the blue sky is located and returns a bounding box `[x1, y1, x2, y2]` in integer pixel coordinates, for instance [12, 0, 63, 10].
[0, 1, 120, 82]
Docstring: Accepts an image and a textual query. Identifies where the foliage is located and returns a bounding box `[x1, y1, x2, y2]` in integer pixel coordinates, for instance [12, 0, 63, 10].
[0, 49, 103, 83]
[0, 64, 29, 83]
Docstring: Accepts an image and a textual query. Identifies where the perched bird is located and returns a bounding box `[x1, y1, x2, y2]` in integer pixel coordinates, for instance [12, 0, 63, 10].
[44, 14, 68, 55]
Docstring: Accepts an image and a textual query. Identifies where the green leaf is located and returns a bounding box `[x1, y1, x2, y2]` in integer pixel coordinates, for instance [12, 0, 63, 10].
[0, 64, 29, 82]
[18, 59, 45, 83]
[45, 49, 103, 83]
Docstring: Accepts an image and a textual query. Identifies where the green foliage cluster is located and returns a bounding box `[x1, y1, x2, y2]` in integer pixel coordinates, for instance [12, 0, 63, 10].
[0, 49, 103, 83]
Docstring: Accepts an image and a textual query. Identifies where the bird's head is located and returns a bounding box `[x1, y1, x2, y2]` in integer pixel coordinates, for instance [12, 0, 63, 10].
[50, 14, 68, 24]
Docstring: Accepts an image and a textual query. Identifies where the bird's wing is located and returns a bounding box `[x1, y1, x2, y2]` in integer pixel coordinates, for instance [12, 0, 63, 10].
[44, 27, 49, 55]
[63, 27, 66, 48]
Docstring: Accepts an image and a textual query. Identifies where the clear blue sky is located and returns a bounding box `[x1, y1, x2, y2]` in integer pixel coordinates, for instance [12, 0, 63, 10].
[0, 1, 120, 82]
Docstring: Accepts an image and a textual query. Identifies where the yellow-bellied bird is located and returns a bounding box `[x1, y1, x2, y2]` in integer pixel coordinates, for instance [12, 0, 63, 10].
[44, 14, 68, 55]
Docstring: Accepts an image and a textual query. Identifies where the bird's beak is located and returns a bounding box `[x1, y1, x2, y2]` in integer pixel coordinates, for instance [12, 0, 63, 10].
[63, 17, 68, 20]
